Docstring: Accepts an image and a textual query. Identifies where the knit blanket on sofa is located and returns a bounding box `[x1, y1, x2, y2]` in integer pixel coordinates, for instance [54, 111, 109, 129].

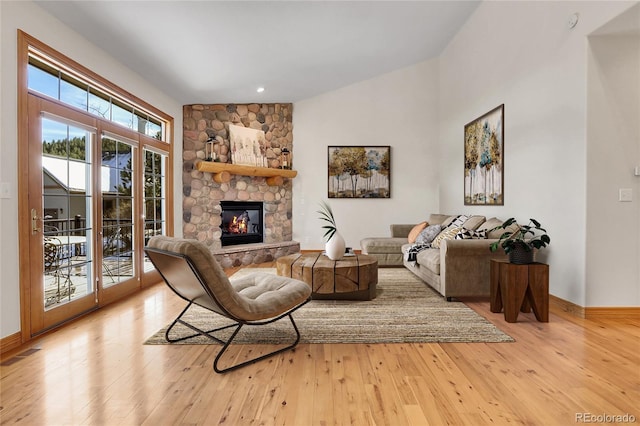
[405, 243, 431, 265]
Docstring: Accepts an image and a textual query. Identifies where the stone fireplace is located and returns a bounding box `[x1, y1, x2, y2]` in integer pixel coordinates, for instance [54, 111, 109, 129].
[182, 103, 300, 267]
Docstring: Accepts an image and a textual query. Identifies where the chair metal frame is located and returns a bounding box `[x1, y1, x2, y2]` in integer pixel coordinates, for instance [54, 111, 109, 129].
[43, 236, 75, 307]
[145, 246, 310, 373]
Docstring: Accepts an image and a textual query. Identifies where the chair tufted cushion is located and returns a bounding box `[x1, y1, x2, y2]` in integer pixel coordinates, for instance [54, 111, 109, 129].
[147, 236, 310, 321]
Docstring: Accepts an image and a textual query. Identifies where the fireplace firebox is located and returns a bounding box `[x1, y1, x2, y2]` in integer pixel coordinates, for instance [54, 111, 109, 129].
[220, 201, 264, 246]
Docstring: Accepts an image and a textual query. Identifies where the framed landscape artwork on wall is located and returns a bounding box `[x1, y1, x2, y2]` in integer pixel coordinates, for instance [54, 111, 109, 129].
[464, 104, 504, 205]
[328, 146, 390, 198]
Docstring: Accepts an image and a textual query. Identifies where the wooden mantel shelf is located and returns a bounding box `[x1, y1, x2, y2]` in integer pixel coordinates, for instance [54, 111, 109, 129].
[196, 161, 297, 186]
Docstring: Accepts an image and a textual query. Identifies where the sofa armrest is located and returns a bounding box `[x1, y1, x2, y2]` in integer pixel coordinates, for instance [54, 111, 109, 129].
[390, 224, 415, 238]
[441, 238, 500, 256]
[439, 239, 508, 298]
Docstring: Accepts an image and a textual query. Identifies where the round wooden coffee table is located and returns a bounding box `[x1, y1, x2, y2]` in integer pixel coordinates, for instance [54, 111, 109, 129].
[276, 252, 378, 300]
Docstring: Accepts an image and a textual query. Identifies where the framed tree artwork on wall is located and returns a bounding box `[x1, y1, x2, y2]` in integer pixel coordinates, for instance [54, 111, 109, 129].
[464, 104, 504, 205]
[328, 146, 390, 198]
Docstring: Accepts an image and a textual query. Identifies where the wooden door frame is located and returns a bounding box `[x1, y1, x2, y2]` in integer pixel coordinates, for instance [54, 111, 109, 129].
[17, 30, 174, 345]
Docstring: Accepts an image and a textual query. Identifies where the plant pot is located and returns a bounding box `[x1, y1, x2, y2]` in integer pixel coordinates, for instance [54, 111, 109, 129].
[325, 231, 346, 260]
[508, 242, 534, 264]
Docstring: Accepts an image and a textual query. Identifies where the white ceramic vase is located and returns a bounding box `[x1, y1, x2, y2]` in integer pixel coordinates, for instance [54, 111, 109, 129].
[325, 231, 346, 260]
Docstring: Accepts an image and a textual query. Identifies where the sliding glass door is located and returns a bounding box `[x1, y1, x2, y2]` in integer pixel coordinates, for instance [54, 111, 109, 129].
[20, 32, 173, 337]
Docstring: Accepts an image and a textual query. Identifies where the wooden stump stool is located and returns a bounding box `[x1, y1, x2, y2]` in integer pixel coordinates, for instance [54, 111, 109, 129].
[490, 259, 549, 323]
[276, 252, 378, 300]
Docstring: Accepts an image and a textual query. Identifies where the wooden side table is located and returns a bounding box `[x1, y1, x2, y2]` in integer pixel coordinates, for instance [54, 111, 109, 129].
[490, 259, 549, 322]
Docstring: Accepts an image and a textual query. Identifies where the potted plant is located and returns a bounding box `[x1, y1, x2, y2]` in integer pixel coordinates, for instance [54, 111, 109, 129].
[489, 218, 550, 264]
[317, 201, 345, 260]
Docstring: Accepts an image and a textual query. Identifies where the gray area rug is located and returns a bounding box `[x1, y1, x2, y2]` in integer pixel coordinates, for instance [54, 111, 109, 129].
[145, 268, 514, 345]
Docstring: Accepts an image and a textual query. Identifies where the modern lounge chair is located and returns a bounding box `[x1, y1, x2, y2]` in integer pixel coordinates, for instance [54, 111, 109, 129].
[145, 236, 311, 373]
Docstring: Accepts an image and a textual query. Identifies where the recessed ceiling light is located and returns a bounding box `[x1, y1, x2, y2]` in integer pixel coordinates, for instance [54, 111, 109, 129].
[257, 87, 265, 93]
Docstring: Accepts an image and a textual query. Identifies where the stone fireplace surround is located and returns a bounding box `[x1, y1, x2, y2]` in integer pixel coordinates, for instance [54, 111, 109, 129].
[182, 103, 299, 267]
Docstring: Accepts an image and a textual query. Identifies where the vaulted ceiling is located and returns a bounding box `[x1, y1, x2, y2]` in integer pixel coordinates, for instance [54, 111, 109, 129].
[35, 1, 480, 104]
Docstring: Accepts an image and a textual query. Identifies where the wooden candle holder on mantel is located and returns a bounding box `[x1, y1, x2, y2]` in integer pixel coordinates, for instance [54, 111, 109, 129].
[195, 161, 298, 186]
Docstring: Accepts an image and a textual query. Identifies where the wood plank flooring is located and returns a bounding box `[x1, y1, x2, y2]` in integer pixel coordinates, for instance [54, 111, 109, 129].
[1, 263, 638, 425]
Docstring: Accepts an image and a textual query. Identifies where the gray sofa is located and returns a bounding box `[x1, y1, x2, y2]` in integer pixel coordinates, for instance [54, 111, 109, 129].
[361, 214, 512, 300]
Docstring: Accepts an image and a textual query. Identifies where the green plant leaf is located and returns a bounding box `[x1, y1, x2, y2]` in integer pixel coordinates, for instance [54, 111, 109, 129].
[502, 217, 516, 228]
[488, 217, 551, 255]
[318, 201, 338, 241]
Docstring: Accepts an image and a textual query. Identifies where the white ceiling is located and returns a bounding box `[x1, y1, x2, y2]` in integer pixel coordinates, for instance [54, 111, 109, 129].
[35, 1, 480, 104]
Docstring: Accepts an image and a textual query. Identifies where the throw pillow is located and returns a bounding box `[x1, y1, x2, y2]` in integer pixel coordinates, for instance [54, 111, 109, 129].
[462, 215, 486, 231]
[455, 228, 488, 240]
[407, 221, 428, 243]
[431, 226, 463, 249]
[442, 215, 468, 230]
[415, 224, 442, 245]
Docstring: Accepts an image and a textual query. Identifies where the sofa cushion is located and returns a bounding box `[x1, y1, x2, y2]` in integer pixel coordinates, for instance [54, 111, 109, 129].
[462, 215, 486, 231]
[431, 226, 463, 248]
[360, 237, 408, 254]
[407, 221, 428, 243]
[427, 214, 450, 225]
[415, 248, 441, 275]
[415, 224, 442, 245]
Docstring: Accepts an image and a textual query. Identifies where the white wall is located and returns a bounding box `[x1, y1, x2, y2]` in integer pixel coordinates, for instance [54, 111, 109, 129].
[293, 59, 440, 251]
[0, 1, 183, 339]
[437, 1, 637, 306]
[586, 34, 640, 306]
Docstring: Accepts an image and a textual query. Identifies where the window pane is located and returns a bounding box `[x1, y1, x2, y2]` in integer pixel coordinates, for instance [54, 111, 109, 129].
[112, 101, 133, 129]
[134, 110, 148, 135]
[88, 89, 111, 119]
[41, 118, 68, 159]
[60, 75, 88, 111]
[117, 198, 133, 221]
[144, 150, 154, 173]
[67, 126, 89, 162]
[28, 63, 59, 99]
[147, 119, 162, 140]
[143, 149, 166, 249]
[101, 136, 136, 287]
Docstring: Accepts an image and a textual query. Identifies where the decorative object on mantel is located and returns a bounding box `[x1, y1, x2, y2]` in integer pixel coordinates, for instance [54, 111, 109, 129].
[229, 124, 268, 167]
[280, 147, 290, 169]
[464, 104, 504, 206]
[328, 146, 391, 198]
[489, 217, 551, 264]
[195, 161, 297, 186]
[317, 200, 346, 260]
[205, 136, 220, 162]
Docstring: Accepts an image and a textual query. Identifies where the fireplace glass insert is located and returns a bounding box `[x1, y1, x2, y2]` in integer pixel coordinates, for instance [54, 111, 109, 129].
[220, 201, 263, 246]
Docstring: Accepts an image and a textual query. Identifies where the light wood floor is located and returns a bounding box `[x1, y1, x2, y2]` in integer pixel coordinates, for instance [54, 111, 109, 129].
[1, 263, 638, 425]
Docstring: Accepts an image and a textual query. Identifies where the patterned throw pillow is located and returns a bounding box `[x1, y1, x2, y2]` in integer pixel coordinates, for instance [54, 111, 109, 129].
[415, 224, 442, 245]
[431, 226, 463, 249]
[443, 215, 469, 230]
[455, 228, 488, 240]
[407, 221, 428, 243]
